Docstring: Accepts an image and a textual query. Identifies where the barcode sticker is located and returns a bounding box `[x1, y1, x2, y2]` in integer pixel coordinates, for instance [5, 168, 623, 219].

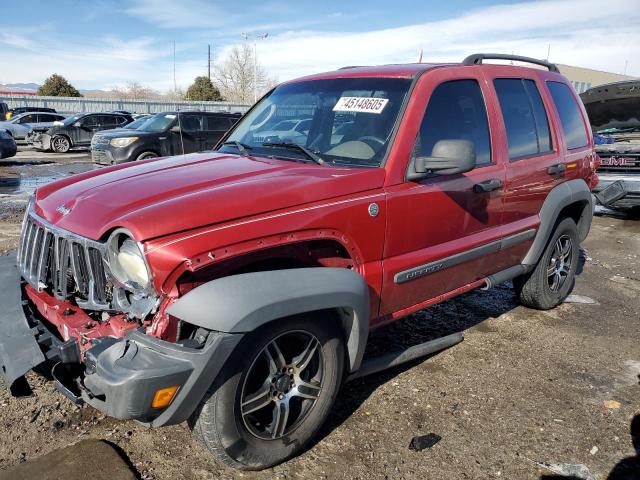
[333, 97, 389, 114]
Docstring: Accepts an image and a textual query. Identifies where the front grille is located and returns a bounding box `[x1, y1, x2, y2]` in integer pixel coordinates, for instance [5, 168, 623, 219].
[92, 136, 109, 146]
[18, 209, 111, 310]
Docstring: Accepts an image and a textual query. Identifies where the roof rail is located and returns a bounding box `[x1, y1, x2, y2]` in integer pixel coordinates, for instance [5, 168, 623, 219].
[462, 53, 560, 73]
[339, 65, 366, 70]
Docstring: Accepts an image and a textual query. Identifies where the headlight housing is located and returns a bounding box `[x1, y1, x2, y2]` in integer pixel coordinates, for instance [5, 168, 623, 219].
[106, 229, 151, 290]
[110, 137, 138, 148]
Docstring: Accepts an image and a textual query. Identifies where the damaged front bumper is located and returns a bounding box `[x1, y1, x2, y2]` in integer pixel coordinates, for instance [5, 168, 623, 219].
[0, 253, 242, 427]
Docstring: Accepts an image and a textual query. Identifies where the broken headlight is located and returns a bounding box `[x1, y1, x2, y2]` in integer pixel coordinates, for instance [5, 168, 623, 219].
[106, 229, 151, 290]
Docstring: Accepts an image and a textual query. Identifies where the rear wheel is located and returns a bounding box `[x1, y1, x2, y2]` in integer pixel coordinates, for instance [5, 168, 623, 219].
[514, 217, 579, 309]
[51, 135, 70, 153]
[189, 313, 343, 470]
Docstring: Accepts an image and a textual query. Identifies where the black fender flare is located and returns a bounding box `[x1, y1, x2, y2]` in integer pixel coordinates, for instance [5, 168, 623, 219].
[167, 267, 371, 373]
[522, 179, 594, 266]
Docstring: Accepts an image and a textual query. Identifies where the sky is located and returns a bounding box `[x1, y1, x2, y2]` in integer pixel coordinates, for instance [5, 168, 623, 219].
[1, 0, 639, 92]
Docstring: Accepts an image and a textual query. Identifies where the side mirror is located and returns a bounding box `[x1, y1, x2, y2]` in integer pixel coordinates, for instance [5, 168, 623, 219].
[170, 125, 181, 133]
[408, 140, 476, 180]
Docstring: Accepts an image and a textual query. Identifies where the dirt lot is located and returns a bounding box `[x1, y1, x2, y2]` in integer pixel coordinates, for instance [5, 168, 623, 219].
[0, 148, 638, 480]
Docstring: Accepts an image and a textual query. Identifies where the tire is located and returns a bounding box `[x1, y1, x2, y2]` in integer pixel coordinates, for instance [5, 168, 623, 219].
[51, 135, 70, 153]
[514, 217, 579, 310]
[189, 312, 344, 470]
[136, 151, 158, 161]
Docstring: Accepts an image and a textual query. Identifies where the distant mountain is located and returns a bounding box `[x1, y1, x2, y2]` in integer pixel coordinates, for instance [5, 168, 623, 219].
[0, 83, 116, 97]
[0, 82, 40, 92]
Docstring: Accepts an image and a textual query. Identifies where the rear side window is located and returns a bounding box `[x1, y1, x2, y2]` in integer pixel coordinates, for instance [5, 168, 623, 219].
[205, 115, 231, 131]
[494, 79, 552, 160]
[546, 81, 588, 149]
[414, 79, 492, 166]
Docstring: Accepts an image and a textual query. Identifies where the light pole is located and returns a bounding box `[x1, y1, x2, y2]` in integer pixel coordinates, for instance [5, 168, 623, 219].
[241, 32, 268, 103]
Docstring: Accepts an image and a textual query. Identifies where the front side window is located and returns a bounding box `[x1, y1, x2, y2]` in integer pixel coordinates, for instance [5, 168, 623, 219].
[180, 114, 203, 132]
[547, 81, 589, 150]
[219, 77, 412, 167]
[413, 79, 492, 166]
[81, 115, 99, 127]
[494, 78, 552, 160]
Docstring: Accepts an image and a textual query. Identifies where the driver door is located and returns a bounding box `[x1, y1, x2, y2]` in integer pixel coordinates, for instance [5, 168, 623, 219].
[380, 72, 507, 319]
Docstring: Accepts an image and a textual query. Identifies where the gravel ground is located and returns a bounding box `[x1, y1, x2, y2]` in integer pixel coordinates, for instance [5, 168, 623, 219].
[0, 148, 638, 479]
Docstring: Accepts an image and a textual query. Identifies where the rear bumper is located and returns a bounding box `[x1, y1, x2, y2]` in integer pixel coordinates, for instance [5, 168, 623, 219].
[0, 253, 242, 427]
[594, 173, 640, 209]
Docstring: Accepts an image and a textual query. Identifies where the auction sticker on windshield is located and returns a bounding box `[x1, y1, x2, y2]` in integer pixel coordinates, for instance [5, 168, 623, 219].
[333, 97, 389, 114]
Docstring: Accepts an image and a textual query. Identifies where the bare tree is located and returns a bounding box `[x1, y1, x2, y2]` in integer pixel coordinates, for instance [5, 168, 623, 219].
[111, 82, 159, 100]
[213, 44, 277, 103]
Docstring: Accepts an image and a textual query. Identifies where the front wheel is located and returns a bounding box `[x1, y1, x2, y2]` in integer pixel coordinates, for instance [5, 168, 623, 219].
[51, 135, 70, 153]
[514, 217, 579, 309]
[189, 313, 344, 470]
[136, 151, 158, 161]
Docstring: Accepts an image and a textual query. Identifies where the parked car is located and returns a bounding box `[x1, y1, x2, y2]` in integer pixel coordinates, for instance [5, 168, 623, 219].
[581, 80, 640, 211]
[0, 54, 597, 470]
[91, 111, 240, 165]
[0, 112, 66, 140]
[251, 117, 312, 144]
[0, 129, 17, 158]
[6, 106, 57, 120]
[30, 112, 133, 152]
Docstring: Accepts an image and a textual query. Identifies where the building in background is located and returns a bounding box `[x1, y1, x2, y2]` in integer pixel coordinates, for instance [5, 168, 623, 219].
[557, 64, 636, 94]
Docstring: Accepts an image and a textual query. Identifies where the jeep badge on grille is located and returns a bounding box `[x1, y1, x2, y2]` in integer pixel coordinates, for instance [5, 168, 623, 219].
[56, 205, 71, 216]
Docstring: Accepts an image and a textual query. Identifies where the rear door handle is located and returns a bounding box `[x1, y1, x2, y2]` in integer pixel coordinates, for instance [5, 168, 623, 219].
[547, 163, 566, 175]
[473, 178, 502, 193]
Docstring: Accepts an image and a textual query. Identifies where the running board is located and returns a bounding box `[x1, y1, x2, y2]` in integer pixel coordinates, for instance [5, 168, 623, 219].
[346, 332, 463, 382]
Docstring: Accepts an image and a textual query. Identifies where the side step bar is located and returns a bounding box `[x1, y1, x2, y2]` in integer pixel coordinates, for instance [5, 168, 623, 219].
[346, 332, 463, 382]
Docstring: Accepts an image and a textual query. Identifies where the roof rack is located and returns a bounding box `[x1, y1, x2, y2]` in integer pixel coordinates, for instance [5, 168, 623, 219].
[462, 53, 560, 73]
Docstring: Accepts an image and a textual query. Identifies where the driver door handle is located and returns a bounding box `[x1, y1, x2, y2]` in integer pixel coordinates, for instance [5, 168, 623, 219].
[473, 178, 502, 193]
[547, 163, 566, 175]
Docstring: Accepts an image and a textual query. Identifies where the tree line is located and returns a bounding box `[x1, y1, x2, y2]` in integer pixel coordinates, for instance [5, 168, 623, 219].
[35, 44, 276, 103]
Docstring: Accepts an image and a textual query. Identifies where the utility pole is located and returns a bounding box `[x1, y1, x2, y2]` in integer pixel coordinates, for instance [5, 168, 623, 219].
[624, 60, 629, 75]
[546, 44, 551, 61]
[173, 40, 177, 94]
[241, 32, 269, 103]
[208, 44, 211, 81]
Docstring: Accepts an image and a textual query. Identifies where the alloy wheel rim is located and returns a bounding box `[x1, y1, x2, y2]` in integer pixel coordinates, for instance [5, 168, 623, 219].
[240, 330, 324, 440]
[547, 234, 572, 292]
[53, 137, 68, 151]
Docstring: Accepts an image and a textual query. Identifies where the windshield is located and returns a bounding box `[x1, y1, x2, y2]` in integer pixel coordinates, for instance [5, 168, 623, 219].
[61, 113, 84, 126]
[136, 113, 177, 132]
[126, 116, 152, 130]
[219, 77, 412, 167]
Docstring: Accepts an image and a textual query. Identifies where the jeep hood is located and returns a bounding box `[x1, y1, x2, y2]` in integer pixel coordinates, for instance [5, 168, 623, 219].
[33, 152, 385, 241]
[581, 80, 640, 131]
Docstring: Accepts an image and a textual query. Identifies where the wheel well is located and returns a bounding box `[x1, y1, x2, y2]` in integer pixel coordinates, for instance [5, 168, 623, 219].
[176, 239, 355, 296]
[558, 200, 590, 240]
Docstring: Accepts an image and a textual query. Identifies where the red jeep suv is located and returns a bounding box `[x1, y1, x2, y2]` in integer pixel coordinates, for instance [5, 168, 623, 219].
[0, 54, 597, 470]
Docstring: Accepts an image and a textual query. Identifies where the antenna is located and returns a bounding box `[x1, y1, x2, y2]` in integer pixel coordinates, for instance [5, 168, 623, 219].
[173, 40, 177, 94]
[208, 44, 211, 81]
[177, 112, 185, 155]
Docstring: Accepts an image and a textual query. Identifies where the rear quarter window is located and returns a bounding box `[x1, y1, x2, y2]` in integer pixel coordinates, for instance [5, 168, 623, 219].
[546, 81, 589, 150]
[494, 78, 552, 160]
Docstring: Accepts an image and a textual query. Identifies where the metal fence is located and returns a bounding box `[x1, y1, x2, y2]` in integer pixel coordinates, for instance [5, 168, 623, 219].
[0, 94, 251, 115]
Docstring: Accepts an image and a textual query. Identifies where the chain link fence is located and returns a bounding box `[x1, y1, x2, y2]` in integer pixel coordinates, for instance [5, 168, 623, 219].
[0, 94, 250, 115]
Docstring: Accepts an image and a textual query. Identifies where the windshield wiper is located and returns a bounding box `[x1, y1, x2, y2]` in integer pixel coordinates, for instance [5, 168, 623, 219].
[261, 142, 326, 166]
[221, 140, 253, 156]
